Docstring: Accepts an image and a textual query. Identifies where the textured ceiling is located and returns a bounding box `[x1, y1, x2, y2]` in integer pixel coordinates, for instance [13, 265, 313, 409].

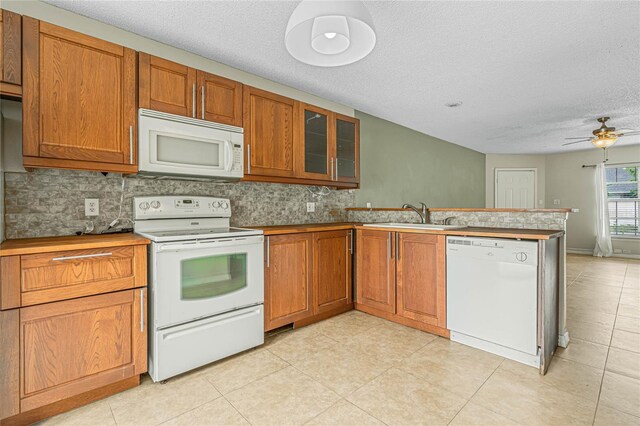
[45, 0, 640, 154]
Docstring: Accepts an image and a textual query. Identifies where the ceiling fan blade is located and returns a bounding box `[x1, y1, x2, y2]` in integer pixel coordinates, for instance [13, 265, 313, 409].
[562, 140, 590, 146]
[564, 136, 592, 140]
[620, 131, 640, 136]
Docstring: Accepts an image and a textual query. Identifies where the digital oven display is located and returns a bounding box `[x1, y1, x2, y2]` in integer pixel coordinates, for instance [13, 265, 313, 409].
[183, 200, 192, 204]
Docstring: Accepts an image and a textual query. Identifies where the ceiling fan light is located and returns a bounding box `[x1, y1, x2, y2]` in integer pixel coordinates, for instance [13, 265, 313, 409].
[285, 0, 376, 67]
[591, 135, 618, 149]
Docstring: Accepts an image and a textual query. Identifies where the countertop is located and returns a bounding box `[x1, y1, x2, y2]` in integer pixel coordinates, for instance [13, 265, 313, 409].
[252, 223, 563, 240]
[345, 207, 572, 213]
[0, 233, 151, 257]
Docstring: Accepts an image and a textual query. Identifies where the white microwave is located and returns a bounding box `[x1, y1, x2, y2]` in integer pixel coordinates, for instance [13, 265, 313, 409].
[138, 109, 244, 180]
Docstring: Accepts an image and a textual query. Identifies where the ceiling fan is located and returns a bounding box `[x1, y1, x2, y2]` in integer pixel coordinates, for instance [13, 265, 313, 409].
[563, 117, 640, 149]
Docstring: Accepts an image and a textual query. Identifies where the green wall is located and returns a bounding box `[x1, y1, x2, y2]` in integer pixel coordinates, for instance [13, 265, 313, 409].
[355, 111, 486, 208]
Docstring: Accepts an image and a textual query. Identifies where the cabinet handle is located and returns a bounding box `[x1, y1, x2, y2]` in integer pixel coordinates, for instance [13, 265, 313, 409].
[140, 289, 145, 332]
[247, 144, 251, 174]
[52, 252, 112, 261]
[330, 158, 334, 180]
[129, 126, 133, 164]
[201, 86, 205, 120]
[335, 157, 339, 181]
[266, 236, 270, 267]
[396, 233, 400, 260]
[387, 232, 391, 259]
[349, 231, 353, 254]
[192, 84, 196, 118]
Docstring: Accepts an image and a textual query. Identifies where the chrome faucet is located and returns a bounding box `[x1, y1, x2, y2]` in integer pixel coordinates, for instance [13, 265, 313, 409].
[443, 216, 456, 225]
[402, 202, 428, 224]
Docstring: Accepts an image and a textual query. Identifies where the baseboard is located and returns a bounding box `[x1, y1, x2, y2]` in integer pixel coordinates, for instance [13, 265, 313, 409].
[558, 330, 570, 348]
[567, 248, 640, 259]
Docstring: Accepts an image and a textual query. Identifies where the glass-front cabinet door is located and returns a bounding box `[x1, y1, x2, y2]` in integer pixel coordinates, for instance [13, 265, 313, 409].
[297, 103, 333, 180]
[335, 114, 359, 183]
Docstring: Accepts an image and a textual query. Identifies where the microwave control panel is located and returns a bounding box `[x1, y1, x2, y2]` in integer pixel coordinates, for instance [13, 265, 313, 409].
[232, 143, 243, 173]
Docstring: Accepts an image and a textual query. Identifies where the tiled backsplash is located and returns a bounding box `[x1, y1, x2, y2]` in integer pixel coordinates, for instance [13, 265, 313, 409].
[3, 169, 354, 239]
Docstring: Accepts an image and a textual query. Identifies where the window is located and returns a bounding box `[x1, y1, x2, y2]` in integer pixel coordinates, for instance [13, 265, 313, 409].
[606, 165, 639, 237]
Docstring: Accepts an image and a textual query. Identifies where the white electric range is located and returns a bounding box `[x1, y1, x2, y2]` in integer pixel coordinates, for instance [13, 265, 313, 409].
[134, 195, 264, 382]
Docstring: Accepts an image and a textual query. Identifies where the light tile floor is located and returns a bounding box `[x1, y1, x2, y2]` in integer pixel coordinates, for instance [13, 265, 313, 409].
[42, 254, 640, 425]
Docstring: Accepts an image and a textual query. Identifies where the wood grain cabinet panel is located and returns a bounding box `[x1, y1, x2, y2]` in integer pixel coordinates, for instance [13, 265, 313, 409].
[243, 86, 298, 178]
[197, 71, 242, 126]
[396, 234, 446, 327]
[264, 233, 313, 330]
[314, 230, 352, 314]
[19, 245, 145, 306]
[19, 289, 146, 412]
[139, 52, 196, 118]
[0, 9, 22, 98]
[356, 230, 396, 313]
[22, 17, 137, 173]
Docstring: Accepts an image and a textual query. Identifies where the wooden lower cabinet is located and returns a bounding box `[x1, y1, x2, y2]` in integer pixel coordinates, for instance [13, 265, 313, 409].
[314, 230, 353, 314]
[264, 230, 353, 331]
[355, 230, 448, 337]
[356, 229, 396, 313]
[20, 290, 147, 412]
[264, 233, 313, 330]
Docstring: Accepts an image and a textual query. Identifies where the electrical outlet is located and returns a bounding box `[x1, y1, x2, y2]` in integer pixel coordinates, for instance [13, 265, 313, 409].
[366, 202, 372, 208]
[306, 202, 315, 213]
[553, 199, 561, 205]
[85, 199, 99, 216]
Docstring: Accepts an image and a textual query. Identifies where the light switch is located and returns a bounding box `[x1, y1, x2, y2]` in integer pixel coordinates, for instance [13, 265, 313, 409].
[553, 199, 561, 205]
[306, 202, 316, 213]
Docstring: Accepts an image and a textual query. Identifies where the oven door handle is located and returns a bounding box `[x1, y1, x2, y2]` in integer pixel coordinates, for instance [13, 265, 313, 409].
[156, 236, 263, 252]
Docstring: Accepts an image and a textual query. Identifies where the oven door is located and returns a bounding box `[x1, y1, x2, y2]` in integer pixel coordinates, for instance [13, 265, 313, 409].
[139, 109, 243, 179]
[153, 235, 264, 329]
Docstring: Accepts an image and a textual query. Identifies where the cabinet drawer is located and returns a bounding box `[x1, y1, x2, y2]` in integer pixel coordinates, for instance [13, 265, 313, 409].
[20, 245, 146, 306]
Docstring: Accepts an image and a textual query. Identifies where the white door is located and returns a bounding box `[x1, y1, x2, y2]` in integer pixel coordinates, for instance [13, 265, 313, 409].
[495, 169, 536, 208]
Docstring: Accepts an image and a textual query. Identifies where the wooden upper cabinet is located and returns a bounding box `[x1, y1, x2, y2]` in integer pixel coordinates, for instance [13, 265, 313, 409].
[264, 233, 313, 330]
[139, 52, 196, 118]
[335, 114, 360, 184]
[356, 229, 396, 313]
[22, 18, 137, 173]
[396, 233, 446, 327]
[0, 9, 22, 97]
[244, 86, 298, 178]
[19, 289, 147, 412]
[314, 230, 352, 314]
[297, 103, 333, 181]
[197, 70, 242, 126]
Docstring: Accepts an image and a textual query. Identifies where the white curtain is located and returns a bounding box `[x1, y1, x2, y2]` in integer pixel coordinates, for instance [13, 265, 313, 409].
[594, 163, 613, 257]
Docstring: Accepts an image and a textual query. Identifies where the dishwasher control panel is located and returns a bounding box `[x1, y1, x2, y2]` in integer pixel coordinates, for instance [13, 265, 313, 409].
[447, 236, 538, 266]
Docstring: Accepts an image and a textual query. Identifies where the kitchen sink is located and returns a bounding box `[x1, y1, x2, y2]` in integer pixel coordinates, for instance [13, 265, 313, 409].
[362, 223, 467, 230]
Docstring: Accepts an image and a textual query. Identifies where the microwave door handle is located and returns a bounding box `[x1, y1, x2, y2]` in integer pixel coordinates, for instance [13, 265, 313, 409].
[225, 140, 234, 172]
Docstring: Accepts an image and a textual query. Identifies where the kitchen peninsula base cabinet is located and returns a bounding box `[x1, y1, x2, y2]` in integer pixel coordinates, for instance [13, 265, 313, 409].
[0, 234, 150, 426]
[264, 230, 353, 331]
[355, 229, 448, 338]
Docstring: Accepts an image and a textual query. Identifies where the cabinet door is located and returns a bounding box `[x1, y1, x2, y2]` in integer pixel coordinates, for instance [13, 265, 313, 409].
[356, 230, 396, 313]
[19, 289, 147, 412]
[296, 103, 333, 181]
[22, 18, 137, 172]
[335, 114, 359, 184]
[139, 52, 196, 118]
[243, 86, 298, 177]
[197, 70, 242, 126]
[396, 233, 446, 327]
[314, 230, 352, 314]
[0, 9, 22, 96]
[264, 233, 313, 330]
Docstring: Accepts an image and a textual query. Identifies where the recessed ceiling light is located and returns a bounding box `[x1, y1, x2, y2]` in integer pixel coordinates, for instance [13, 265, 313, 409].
[285, 0, 376, 67]
[445, 101, 463, 108]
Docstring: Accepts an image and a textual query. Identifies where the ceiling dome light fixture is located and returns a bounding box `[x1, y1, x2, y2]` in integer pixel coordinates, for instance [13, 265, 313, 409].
[285, 0, 376, 67]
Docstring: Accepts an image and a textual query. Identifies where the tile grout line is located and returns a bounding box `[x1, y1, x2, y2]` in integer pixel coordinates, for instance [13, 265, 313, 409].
[591, 261, 628, 425]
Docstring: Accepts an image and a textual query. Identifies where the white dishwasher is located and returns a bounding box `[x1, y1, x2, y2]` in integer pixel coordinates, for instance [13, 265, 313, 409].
[447, 236, 540, 367]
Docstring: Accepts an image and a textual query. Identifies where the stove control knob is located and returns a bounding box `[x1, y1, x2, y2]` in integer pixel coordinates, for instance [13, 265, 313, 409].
[222, 201, 229, 209]
[213, 201, 221, 208]
[139, 202, 150, 211]
[150, 201, 161, 209]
